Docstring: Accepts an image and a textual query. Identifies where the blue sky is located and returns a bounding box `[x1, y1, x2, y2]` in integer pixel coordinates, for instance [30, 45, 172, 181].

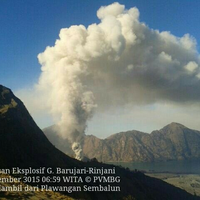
[1, 1, 200, 137]
[1, 0, 200, 91]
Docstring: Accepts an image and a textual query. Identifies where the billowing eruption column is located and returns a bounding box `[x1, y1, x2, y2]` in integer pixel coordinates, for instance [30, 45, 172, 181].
[72, 142, 83, 160]
[37, 3, 200, 160]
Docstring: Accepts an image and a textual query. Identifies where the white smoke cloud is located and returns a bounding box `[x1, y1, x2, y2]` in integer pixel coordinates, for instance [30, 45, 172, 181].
[19, 3, 200, 159]
[72, 142, 83, 161]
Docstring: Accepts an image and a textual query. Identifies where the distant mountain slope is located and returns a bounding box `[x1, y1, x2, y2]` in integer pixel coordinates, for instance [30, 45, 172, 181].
[83, 123, 200, 162]
[44, 123, 200, 162]
[1, 84, 199, 200]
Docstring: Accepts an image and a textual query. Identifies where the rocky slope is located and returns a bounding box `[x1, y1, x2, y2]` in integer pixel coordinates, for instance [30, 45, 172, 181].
[0, 85, 77, 168]
[44, 122, 200, 162]
[1, 84, 199, 200]
[84, 123, 200, 162]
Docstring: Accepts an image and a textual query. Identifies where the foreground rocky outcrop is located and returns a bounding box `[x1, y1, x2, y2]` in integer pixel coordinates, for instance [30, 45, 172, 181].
[44, 122, 200, 162]
[1, 84, 199, 200]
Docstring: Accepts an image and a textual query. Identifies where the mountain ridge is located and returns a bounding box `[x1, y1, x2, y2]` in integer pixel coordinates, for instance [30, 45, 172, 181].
[44, 122, 200, 162]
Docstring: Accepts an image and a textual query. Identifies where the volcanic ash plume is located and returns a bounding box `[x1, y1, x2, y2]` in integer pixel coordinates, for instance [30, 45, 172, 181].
[36, 2, 200, 160]
[72, 142, 83, 160]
